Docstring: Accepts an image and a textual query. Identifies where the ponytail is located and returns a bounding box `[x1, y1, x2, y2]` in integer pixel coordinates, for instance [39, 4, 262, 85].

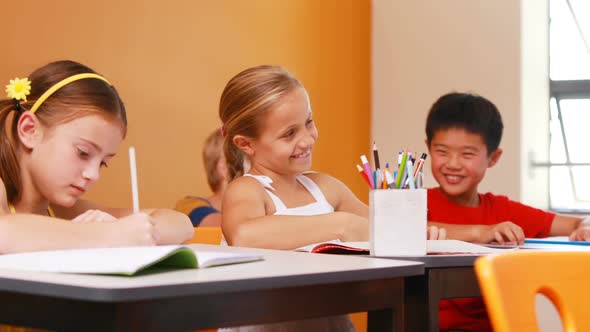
[223, 138, 245, 180]
[0, 100, 22, 202]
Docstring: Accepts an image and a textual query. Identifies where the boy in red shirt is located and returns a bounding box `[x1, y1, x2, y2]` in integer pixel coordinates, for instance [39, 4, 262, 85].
[425, 92, 590, 332]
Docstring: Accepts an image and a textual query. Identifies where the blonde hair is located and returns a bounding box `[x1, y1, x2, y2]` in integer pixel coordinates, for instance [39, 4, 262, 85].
[219, 65, 302, 180]
[0, 60, 126, 203]
[203, 128, 225, 192]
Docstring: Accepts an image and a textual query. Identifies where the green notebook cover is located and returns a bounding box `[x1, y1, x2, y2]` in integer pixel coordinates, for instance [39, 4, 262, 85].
[119, 247, 199, 276]
[0, 245, 262, 276]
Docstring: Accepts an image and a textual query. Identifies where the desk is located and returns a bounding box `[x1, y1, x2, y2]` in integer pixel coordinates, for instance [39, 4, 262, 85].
[0, 244, 423, 332]
[382, 255, 482, 332]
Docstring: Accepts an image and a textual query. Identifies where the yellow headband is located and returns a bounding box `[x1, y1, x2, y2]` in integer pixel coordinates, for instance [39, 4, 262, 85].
[29, 73, 111, 114]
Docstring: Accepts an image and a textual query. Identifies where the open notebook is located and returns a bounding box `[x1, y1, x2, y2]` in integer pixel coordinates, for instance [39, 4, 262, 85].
[296, 240, 510, 255]
[0, 245, 263, 275]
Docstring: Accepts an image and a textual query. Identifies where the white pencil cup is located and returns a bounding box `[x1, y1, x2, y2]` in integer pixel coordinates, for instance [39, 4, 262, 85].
[369, 189, 427, 256]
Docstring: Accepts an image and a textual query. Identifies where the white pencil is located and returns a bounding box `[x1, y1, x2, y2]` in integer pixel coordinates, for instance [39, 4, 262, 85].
[129, 147, 140, 213]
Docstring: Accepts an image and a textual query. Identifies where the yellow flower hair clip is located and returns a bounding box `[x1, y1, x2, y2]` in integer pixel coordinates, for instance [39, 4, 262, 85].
[5, 77, 32, 102]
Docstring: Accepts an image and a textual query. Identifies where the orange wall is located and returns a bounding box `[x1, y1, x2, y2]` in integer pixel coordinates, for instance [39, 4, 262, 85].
[0, 1, 370, 208]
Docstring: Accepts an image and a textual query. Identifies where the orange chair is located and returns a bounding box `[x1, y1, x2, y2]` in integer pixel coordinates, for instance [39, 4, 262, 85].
[185, 227, 223, 245]
[475, 251, 590, 332]
[350, 312, 367, 331]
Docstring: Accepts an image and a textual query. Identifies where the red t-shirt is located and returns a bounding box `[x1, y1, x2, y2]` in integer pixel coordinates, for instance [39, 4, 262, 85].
[428, 187, 555, 332]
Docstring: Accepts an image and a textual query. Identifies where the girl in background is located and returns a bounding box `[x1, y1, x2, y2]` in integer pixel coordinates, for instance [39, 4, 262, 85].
[175, 127, 226, 227]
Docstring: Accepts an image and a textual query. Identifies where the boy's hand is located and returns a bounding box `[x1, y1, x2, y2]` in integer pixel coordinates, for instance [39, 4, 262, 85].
[569, 225, 590, 241]
[427, 225, 447, 240]
[483, 221, 525, 245]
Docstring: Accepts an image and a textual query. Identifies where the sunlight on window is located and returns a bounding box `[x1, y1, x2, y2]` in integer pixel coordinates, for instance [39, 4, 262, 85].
[549, 0, 590, 210]
[550, 166, 590, 208]
[560, 100, 590, 163]
[550, 0, 590, 80]
[549, 98, 566, 163]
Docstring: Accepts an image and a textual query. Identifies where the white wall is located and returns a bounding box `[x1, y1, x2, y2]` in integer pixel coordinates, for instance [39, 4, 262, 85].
[521, 0, 550, 208]
[372, 0, 542, 201]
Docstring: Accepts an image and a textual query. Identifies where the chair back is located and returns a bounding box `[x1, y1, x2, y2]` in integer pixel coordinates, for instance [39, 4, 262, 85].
[475, 251, 590, 332]
[185, 227, 222, 245]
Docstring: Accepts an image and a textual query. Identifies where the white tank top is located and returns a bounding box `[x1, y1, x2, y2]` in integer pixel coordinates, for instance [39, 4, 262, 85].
[243, 173, 334, 216]
[219, 173, 335, 246]
[219, 175, 355, 331]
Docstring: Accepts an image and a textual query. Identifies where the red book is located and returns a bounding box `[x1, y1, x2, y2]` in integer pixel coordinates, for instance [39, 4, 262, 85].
[296, 240, 509, 255]
[309, 242, 370, 255]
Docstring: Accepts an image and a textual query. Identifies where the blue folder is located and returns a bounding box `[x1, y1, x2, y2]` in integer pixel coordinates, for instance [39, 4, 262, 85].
[524, 238, 590, 246]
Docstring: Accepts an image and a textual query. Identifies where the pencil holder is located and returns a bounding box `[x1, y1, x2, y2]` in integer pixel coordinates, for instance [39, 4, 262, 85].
[369, 189, 427, 256]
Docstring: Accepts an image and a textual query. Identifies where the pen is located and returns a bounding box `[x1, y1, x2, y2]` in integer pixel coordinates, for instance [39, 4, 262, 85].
[405, 159, 416, 189]
[372, 141, 381, 170]
[356, 164, 372, 188]
[416, 170, 424, 189]
[385, 168, 395, 189]
[413, 153, 427, 178]
[129, 146, 140, 214]
[395, 150, 409, 189]
[373, 170, 377, 190]
[384, 163, 393, 188]
[361, 155, 375, 189]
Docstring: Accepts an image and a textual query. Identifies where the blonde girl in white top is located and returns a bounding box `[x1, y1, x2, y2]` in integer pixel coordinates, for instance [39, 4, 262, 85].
[219, 66, 444, 331]
[220, 65, 373, 250]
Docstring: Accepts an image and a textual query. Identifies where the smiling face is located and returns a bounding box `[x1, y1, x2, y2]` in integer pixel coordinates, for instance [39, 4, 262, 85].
[428, 127, 502, 206]
[246, 87, 318, 176]
[25, 114, 124, 207]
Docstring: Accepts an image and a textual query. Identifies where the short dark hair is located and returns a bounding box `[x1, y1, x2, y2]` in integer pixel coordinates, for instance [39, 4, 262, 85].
[425, 92, 503, 154]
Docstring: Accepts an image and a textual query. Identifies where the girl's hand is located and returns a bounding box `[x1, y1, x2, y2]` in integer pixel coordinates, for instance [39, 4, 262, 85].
[72, 209, 117, 223]
[428, 225, 447, 240]
[105, 213, 160, 246]
[481, 221, 525, 245]
[569, 225, 590, 241]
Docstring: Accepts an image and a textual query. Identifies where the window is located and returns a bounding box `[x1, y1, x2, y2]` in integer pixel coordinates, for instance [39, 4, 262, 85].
[548, 0, 590, 211]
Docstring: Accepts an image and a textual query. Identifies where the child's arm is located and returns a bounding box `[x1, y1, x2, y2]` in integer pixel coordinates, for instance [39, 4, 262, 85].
[222, 177, 368, 249]
[0, 213, 159, 254]
[0, 180, 160, 253]
[549, 215, 590, 241]
[308, 174, 447, 240]
[428, 221, 525, 244]
[306, 173, 368, 218]
[197, 213, 222, 227]
[53, 200, 194, 245]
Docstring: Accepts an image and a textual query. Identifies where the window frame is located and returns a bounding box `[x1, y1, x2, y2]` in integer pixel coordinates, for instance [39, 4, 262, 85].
[543, 0, 590, 212]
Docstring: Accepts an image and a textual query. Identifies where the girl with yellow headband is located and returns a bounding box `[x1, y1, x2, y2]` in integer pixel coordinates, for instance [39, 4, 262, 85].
[0, 60, 193, 253]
